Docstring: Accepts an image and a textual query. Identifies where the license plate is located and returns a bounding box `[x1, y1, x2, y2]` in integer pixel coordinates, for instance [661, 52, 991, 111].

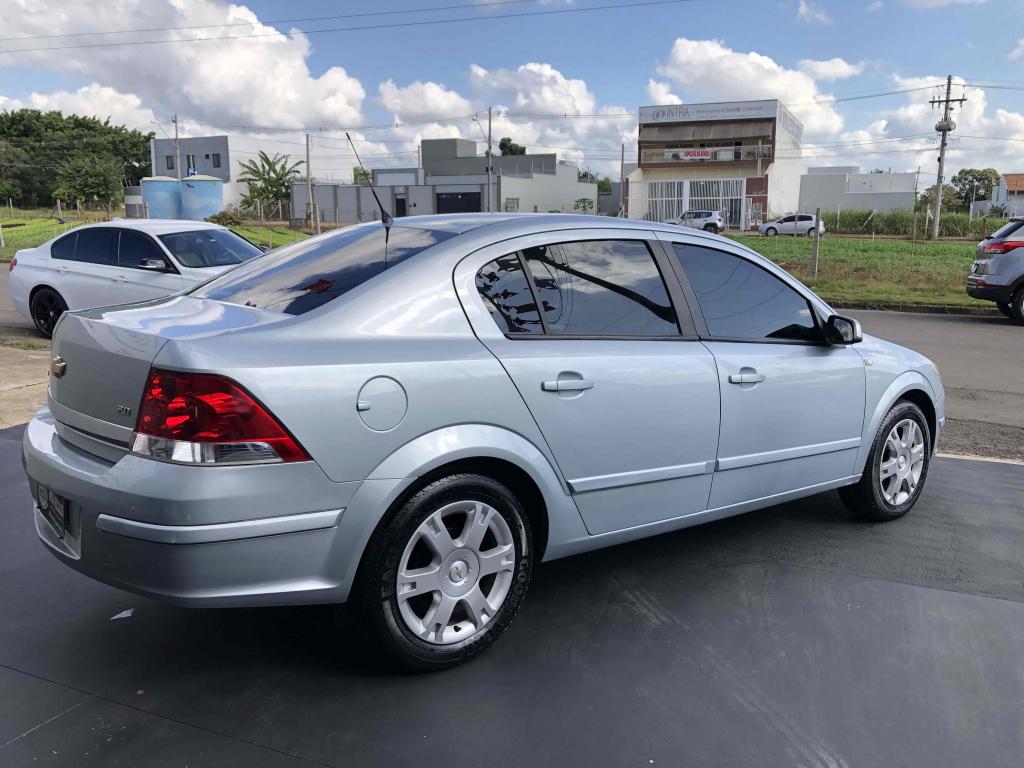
[37, 483, 68, 538]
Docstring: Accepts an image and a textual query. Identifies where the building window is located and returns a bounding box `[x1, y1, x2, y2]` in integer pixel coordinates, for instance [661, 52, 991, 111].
[186, 154, 196, 176]
[165, 155, 175, 171]
[212, 153, 221, 169]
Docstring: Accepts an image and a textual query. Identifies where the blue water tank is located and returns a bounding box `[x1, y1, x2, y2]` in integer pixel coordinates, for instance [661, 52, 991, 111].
[140, 177, 182, 219]
[180, 176, 224, 221]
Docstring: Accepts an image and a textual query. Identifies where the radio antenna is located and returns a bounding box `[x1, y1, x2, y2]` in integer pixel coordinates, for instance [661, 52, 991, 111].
[346, 132, 392, 264]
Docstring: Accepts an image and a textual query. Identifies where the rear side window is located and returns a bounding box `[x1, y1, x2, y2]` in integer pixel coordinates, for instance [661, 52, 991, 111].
[51, 233, 76, 260]
[73, 229, 118, 266]
[193, 224, 455, 315]
[673, 244, 818, 342]
[119, 230, 169, 269]
[523, 240, 678, 336]
[476, 254, 543, 334]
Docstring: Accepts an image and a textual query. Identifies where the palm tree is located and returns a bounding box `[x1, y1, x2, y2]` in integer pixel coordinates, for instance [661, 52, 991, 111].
[237, 151, 304, 214]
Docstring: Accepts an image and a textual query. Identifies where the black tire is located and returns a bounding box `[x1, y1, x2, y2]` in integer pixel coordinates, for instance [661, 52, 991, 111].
[765, 227, 777, 237]
[30, 287, 67, 338]
[703, 224, 719, 234]
[1011, 289, 1024, 325]
[807, 227, 817, 237]
[839, 400, 931, 522]
[996, 301, 1013, 319]
[353, 473, 533, 671]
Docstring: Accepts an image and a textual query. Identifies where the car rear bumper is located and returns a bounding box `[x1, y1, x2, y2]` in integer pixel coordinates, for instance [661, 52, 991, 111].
[965, 277, 1011, 303]
[22, 407, 362, 607]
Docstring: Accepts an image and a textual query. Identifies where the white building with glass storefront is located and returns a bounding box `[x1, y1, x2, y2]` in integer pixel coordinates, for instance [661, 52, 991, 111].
[626, 100, 803, 230]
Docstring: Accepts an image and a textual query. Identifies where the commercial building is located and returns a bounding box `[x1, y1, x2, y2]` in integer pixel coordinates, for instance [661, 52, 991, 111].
[291, 138, 597, 224]
[799, 166, 917, 214]
[627, 100, 803, 228]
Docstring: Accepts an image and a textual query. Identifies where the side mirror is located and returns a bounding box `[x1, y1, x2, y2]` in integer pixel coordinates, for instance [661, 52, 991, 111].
[139, 258, 169, 272]
[825, 314, 863, 345]
[258, 245, 270, 253]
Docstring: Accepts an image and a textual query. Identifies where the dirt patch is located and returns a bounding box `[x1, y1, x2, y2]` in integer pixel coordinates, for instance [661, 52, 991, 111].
[940, 419, 1024, 462]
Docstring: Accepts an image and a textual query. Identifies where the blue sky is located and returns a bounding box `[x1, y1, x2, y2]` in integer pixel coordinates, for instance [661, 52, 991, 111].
[1, 0, 1022, 179]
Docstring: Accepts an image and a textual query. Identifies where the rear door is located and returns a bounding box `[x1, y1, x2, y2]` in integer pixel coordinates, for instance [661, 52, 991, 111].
[53, 228, 121, 309]
[115, 229, 184, 303]
[455, 229, 721, 535]
[660, 236, 865, 510]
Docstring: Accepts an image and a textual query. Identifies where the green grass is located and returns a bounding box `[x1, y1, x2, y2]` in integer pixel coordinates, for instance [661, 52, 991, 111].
[230, 225, 308, 250]
[727, 234, 984, 308]
[1, 340, 50, 351]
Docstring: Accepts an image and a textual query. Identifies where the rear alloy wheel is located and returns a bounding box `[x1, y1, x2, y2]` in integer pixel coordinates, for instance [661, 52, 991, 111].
[354, 474, 533, 670]
[839, 400, 931, 522]
[765, 227, 777, 237]
[30, 287, 67, 338]
[1011, 289, 1024, 324]
[703, 224, 719, 234]
[996, 301, 1013, 319]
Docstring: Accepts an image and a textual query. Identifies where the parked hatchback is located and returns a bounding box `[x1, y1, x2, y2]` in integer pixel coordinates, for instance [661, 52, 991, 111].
[10, 220, 263, 337]
[966, 217, 1024, 322]
[23, 214, 943, 669]
[665, 210, 725, 234]
[759, 213, 825, 237]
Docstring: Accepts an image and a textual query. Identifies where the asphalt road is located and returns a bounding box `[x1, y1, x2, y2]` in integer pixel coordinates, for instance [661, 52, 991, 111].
[1, 423, 1023, 767]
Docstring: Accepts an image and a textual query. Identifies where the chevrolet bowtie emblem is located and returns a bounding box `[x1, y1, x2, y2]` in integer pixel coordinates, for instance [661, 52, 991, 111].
[50, 355, 67, 379]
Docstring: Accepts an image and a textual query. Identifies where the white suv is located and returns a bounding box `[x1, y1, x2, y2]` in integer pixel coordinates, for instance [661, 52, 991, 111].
[759, 214, 825, 237]
[665, 210, 725, 234]
[10, 220, 264, 337]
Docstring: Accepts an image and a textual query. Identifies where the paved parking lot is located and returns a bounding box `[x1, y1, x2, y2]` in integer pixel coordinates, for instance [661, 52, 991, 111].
[2, 423, 1022, 767]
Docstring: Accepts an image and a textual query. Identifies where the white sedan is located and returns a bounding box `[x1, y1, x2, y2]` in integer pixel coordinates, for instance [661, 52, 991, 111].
[10, 220, 264, 337]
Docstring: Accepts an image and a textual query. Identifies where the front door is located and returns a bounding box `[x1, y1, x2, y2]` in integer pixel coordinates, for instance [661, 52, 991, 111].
[456, 231, 721, 535]
[665, 239, 866, 509]
[115, 229, 183, 303]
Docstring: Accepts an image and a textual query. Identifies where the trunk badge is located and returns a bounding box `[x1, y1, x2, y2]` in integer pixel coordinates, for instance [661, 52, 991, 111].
[117, 404, 133, 416]
[50, 355, 67, 378]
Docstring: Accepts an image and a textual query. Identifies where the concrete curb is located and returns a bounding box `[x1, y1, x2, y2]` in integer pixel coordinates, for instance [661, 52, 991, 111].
[829, 301, 1001, 317]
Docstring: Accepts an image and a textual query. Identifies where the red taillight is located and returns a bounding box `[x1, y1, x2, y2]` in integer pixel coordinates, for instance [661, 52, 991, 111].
[983, 240, 1024, 254]
[131, 369, 309, 464]
[8, 257, 15, 272]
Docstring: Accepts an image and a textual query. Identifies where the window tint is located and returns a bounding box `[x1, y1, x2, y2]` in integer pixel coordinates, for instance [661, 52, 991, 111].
[780, 216, 796, 223]
[991, 220, 1023, 239]
[673, 244, 818, 342]
[193, 224, 454, 315]
[476, 254, 543, 334]
[159, 229, 261, 268]
[119, 230, 169, 269]
[798, 215, 814, 222]
[523, 240, 678, 336]
[73, 229, 118, 266]
[51, 233, 76, 260]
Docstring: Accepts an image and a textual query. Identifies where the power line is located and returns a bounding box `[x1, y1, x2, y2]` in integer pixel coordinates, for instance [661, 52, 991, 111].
[0, 0, 695, 54]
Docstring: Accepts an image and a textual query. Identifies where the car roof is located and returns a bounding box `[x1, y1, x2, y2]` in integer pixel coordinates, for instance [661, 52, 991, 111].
[65, 219, 226, 236]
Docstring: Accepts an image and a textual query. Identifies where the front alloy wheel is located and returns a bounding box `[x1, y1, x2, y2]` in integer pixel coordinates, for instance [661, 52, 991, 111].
[354, 473, 533, 670]
[765, 227, 777, 237]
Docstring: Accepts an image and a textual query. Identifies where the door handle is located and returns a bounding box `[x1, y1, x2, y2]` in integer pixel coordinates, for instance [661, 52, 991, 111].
[728, 372, 765, 384]
[114, 274, 127, 282]
[542, 379, 594, 392]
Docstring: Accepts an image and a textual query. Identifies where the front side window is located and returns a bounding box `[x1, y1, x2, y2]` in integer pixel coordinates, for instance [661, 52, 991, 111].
[73, 229, 118, 266]
[523, 240, 678, 336]
[780, 216, 796, 224]
[475, 254, 543, 334]
[119, 230, 169, 269]
[159, 229, 261, 269]
[193, 224, 455, 316]
[673, 244, 818, 342]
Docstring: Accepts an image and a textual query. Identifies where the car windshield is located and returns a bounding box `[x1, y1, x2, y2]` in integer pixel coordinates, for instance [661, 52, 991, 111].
[190, 224, 455, 315]
[989, 220, 1023, 240]
[158, 229, 262, 268]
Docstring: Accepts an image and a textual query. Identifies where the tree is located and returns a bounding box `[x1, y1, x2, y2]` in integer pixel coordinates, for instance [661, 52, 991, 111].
[916, 183, 958, 213]
[951, 168, 1001, 210]
[237, 151, 304, 212]
[573, 197, 594, 214]
[352, 166, 372, 185]
[597, 176, 613, 195]
[52, 154, 124, 209]
[0, 109, 152, 206]
[499, 137, 526, 156]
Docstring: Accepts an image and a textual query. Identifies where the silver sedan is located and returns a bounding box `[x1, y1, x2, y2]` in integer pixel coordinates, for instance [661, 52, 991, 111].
[23, 213, 943, 669]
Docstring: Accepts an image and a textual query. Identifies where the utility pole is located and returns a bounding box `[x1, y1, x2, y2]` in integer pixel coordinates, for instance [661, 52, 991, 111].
[305, 133, 319, 233]
[171, 114, 181, 181]
[929, 75, 966, 239]
[486, 106, 493, 213]
[619, 142, 625, 216]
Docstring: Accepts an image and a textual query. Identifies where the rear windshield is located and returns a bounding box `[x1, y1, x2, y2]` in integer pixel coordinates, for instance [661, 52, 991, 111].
[990, 220, 1023, 240]
[191, 224, 455, 315]
[159, 229, 262, 268]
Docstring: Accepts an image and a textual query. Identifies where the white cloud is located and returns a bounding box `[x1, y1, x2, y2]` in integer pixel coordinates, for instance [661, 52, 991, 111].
[656, 38, 844, 135]
[645, 79, 682, 105]
[797, 0, 832, 23]
[798, 57, 866, 81]
[377, 80, 473, 123]
[866, 1, 884, 11]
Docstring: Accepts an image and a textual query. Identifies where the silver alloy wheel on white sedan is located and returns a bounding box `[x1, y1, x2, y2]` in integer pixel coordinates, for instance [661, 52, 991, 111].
[879, 418, 926, 505]
[396, 500, 517, 645]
